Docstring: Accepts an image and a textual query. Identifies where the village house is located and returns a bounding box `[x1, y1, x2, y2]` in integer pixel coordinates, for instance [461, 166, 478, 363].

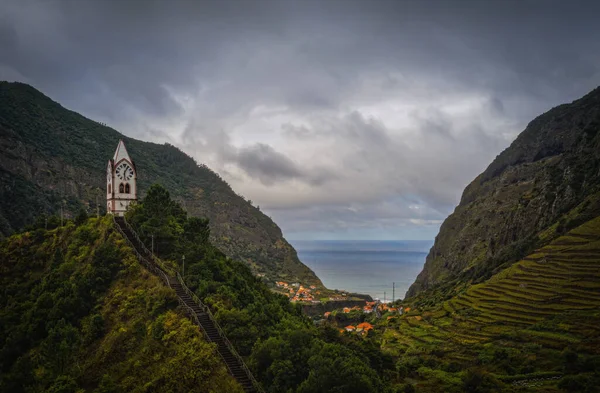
[324, 312, 331, 318]
[345, 325, 355, 332]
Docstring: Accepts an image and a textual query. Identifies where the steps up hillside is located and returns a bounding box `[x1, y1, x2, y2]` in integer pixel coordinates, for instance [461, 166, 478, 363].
[114, 217, 262, 393]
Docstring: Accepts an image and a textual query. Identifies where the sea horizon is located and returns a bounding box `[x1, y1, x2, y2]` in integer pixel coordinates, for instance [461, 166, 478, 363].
[292, 240, 433, 301]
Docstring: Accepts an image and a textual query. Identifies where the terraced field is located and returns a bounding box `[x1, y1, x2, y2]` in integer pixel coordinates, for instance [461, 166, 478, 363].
[382, 217, 600, 391]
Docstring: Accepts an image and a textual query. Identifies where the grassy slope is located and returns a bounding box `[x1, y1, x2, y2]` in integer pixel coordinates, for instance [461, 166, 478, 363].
[383, 216, 600, 392]
[0, 216, 242, 392]
[0, 81, 322, 287]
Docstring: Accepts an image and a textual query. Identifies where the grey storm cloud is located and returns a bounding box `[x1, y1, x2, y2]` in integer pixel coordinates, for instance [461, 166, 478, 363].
[236, 144, 303, 185]
[1, 0, 600, 239]
[224, 143, 337, 187]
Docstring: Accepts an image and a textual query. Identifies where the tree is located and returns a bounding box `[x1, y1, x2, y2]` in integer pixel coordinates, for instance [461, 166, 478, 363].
[462, 368, 502, 393]
[126, 184, 187, 259]
[297, 342, 384, 393]
[75, 208, 88, 226]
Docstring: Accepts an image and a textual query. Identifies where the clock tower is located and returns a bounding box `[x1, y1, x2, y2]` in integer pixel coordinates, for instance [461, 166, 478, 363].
[107, 140, 137, 216]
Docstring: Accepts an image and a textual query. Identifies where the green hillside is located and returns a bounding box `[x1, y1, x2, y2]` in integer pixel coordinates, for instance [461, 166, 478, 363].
[381, 216, 600, 392]
[0, 81, 322, 287]
[1, 186, 391, 393]
[0, 216, 241, 392]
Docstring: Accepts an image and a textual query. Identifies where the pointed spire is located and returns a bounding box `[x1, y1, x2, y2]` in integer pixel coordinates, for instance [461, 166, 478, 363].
[113, 139, 131, 163]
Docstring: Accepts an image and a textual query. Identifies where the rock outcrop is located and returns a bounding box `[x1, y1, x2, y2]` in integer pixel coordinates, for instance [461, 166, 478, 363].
[407, 86, 600, 298]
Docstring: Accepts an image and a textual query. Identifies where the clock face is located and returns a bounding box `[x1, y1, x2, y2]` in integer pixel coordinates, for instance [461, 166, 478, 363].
[116, 163, 134, 181]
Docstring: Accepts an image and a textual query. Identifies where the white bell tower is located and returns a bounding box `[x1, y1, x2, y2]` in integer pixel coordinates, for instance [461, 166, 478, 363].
[107, 140, 137, 216]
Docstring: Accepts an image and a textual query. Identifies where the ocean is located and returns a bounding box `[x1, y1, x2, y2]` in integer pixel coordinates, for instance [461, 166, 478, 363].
[293, 240, 432, 301]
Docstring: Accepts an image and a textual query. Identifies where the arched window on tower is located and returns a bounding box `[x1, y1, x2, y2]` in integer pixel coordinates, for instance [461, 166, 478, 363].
[108, 184, 111, 194]
[119, 183, 124, 193]
[125, 184, 130, 194]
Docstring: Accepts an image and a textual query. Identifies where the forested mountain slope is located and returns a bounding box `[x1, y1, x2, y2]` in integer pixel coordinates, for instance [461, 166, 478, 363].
[0, 216, 242, 392]
[1, 189, 391, 393]
[408, 86, 600, 298]
[0, 81, 321, 287]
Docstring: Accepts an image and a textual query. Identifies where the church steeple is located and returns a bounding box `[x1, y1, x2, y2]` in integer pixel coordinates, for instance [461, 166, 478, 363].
[107, 140, 137, 216]
[113, 139, 131, 163]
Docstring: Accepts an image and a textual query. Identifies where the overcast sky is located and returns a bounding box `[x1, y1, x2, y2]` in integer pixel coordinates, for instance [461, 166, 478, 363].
[2, 0, 600, 240]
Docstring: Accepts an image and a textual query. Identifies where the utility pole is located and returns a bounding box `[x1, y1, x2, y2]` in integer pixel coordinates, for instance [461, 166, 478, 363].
[393, 282, 395, 304]
[384, 291, 386, 304]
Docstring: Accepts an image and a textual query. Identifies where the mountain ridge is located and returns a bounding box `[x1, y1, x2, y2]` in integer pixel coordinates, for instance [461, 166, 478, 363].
[0, 81, 322, 287]
[407, 85, 600, 298]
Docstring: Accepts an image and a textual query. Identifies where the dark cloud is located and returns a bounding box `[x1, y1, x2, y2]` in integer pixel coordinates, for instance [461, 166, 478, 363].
[1, 0, 600, 239]
[235, 143, 304, 185]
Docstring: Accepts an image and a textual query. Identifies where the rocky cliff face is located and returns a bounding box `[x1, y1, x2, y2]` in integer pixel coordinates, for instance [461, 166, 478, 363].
[407, 87, 600, 298]
[0, 82, 322, 287]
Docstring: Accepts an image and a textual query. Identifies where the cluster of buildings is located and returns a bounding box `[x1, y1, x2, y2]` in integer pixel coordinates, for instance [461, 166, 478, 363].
[275, 281, 320, 303]
[380, 304, 404, 313]
[326, 303, 410, 318]
[326, 293, 349, 301]
[342, 322, 374, 335]
[339, 302, 404, 315]
[321, 302, 416, 336]
[340, 301, 379, 314]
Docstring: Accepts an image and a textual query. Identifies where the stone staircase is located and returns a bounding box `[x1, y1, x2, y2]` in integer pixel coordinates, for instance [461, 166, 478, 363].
[113, 216, 262, 393]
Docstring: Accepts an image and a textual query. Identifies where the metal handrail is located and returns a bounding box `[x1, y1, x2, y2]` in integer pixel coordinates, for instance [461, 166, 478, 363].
[120, 216, 176, 276]
[176, 272, 264, 393]
[112, 215, 264, 393]
[112, 216, 171, 288]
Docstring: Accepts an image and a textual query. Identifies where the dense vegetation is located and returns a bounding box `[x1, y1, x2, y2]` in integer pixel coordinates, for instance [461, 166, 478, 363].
[0, 215, 241, 392]
[3, 189, 599, 393]
[0, 81, 321, 287]
[126, 184, 392, 392]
